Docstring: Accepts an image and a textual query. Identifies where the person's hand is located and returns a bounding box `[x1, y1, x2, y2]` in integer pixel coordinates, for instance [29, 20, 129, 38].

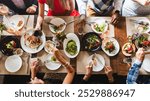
[79, 14, 86, 23]
[104, 66, 113, 75]
[30, 77, 44, 84]
[104, 66, 114, 83]
[136, 48, 145, 62]
[30, 58, 41, 80]
[26, 5, 37, 14]
[111, 10, 120, 25]
[83, 63, 93, 81]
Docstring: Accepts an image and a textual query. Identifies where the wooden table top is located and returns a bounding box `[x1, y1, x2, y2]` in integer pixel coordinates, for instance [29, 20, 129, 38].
[0, 15, 150, 76]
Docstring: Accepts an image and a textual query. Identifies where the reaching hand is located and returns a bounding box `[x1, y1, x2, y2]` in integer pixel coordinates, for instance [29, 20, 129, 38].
[104, 66, 114, 83]
[30, 58, 40, 80]
[26, 5, 37, 14]
[30, 77, 44, 84]
[83, 62, 93, 81]
[111, 10, 120, 25]
[136, 48, 145, 62]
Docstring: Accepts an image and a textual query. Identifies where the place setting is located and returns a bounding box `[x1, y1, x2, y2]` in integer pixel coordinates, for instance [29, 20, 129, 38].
[1, 15, 34, 36]
[0, 36, 30, 75]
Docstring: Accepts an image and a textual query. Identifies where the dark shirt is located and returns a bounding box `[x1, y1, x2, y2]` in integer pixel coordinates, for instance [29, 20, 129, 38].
[0, 0, 38, 15]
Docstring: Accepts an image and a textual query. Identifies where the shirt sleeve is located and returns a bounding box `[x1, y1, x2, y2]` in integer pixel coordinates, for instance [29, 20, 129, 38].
[126, 60, 142, 84]
[114, 0, 124, 12]
[38, 0, 46, 4]
[76, 0, 88, 15]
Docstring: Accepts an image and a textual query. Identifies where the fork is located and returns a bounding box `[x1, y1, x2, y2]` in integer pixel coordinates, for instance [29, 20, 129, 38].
[24, 15, 30, 30]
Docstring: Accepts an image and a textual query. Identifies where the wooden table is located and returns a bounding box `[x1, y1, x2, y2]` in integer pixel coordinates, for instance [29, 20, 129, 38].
[0, 15, 149, 76]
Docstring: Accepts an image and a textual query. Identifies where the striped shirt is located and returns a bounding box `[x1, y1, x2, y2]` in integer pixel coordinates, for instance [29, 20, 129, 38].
[87, 0, 114, 15]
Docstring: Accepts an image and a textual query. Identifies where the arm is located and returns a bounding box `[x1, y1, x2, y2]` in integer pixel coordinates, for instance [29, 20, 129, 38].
[111, 0, 124, 25]
[133, 0, 150, 6]
[54, 50, 75, 84]
[69, 0, 75, 11]
[126, 48, 145, 84]
[76, 0, 87, 15]
[114, 0, 124, 13]
[63, 65, 75, 84]
[104, 66, 114, 83]
[126, 60, 142, 84]
[35, 2, 44, 30]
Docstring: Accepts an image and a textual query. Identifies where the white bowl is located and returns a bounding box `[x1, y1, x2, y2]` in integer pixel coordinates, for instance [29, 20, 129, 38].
[63, 33, 80, 58]
[91, 20, 108, 34]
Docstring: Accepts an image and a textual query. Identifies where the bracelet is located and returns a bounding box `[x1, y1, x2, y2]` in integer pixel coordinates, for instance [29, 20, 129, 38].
[30, 77, 35, 81]
[32, 4, 37, 8]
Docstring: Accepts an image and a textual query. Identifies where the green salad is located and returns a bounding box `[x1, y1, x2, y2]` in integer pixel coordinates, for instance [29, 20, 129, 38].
[0, 22, 7, 32]
[94, 23, 106, 32]
[66, 40, 77, 56]
[50, 56, 56, 62]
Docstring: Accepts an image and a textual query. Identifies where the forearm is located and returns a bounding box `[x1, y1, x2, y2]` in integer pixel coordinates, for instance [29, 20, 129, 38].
[69, 0, 75, 11]
[126, 60, 142, 84]
[114, 0, 124, 12]
[76, 0, 87, 15]
[133, 0, 150, 6]
[63, 70, 75, 84]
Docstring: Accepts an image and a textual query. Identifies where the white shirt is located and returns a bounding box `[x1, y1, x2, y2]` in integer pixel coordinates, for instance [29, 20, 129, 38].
[76, 0, 88, 15]
[122, 0, 150, 16]
[11, 0, 26, 9]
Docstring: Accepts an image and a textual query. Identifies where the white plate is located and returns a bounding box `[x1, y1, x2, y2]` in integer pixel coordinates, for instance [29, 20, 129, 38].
[87, 54, 105, 72]
[9, 15, 25, 31]
[44, 40, 55, 54]
[63, 33, 80, 58]
[44, 54, 61, 70]
[49, 18, 66, 33]
[91, 20, 108, 34]
[21, 29, 46, 54]
[142, 54, 150, 72]
[134, 19, 150, 33]
[5, 55, 22, 72]
[102, 37, 120, 57]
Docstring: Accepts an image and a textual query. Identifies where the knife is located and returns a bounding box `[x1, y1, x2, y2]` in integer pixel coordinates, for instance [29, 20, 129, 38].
[24, 15, 30, 30]
[94, 53, 105, 67]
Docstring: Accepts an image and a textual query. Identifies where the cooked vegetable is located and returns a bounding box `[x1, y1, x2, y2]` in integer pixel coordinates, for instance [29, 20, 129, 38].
[5, 40, 16, 49]
[66, 40, 77, 56]
[0, 22, 7, 32]
[85, 34, 101, 50]
[137, 34, 150, 48]
[104, 41, 115, 53]
[124, 43, 133, 54]
[50, 56, 56, 62]
[94, 23, 106, 32]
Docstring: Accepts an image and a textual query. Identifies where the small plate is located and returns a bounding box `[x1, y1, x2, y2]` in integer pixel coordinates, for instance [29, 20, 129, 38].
[9, 15, 25, 31]
[44, 40, 55, 54]
[49, 18, 66, 34]
[102, 37, 120, 57]
[134, 19, 150, 33]
[87, 54, 105, 72]
[5, 55, 22, 72]
[44, 54, 61, 70]
[122, 43, 136, 57]
[142, 54, 150, 72]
